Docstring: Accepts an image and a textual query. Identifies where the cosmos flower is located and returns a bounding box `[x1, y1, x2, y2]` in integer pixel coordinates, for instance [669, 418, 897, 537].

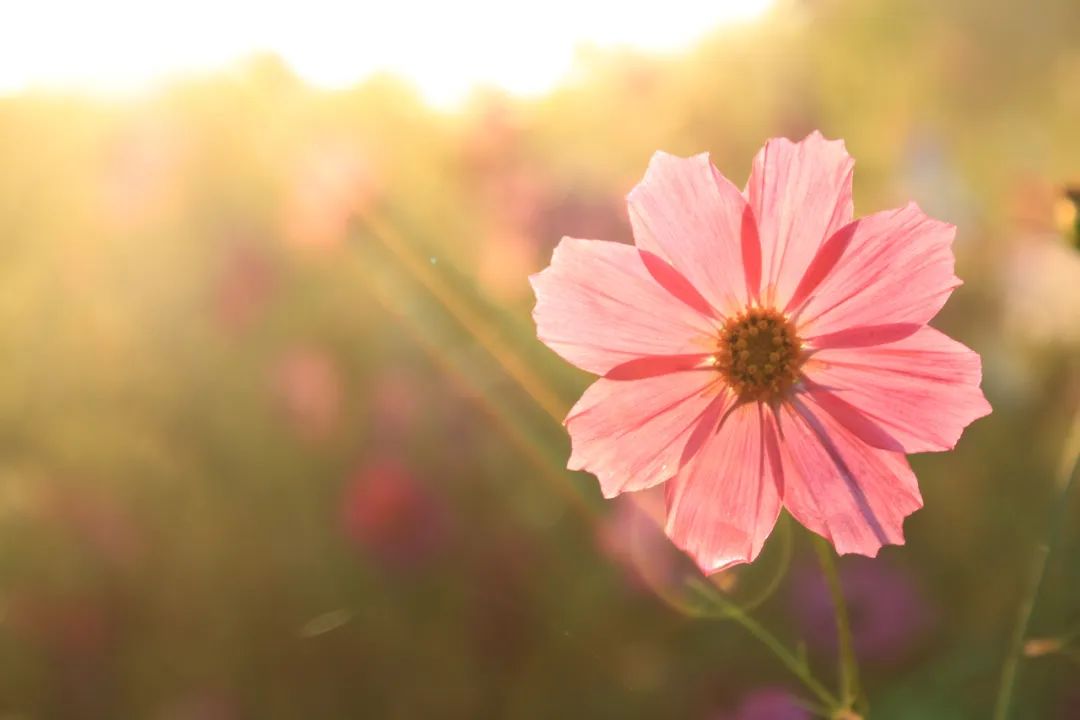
[531, 132, 990, 573]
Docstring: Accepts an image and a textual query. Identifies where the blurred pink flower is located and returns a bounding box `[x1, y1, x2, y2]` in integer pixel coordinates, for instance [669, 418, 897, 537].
[596, 486, 695, 594]
[97, 113, 185, 229]
[6, 591, 111, 659]
[529, 190, 631, 257]
[4, 589, 120, 716]
[1003, 233, 1080, 347]
[281, 137, 378, 250]
[214, 240, 276, 335]
[270, 346, 344, 442]
[370, 368, 422, 437]
[477, 229, 541, 302]
[156, 690, 238, 720]
[23, 479, 144, 571]
[790, 556, 933, 664]
[340, 459, 448, 570]
[711, 688, 811, 720]
[531, 132, 991, 574]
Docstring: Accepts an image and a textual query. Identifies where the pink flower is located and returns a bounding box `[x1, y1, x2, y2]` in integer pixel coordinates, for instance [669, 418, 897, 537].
[531, 132, 991, 574]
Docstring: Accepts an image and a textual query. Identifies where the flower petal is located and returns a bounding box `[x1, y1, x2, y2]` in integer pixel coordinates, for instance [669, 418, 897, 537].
[627, 151, 759, 316]
[567, 373, 731, 499]
[746, 131, 854, 309]
[664, 402, 783, 574]
[778, 395, 922, 557]
[802, 326, 991, 453]
[531, 237, 718, 375]
[793, 203, 960, 338]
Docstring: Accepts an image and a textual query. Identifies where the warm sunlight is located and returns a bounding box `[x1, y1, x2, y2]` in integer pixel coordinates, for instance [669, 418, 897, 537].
[0, 0, 775, 106]
[1, 1, 1076, 716]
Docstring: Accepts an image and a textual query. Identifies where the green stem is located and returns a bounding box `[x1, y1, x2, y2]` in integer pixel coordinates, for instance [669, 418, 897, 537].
[993, 401, 1080, 720]
[706, 589, 840, 711]
[812, 535, 861, 712]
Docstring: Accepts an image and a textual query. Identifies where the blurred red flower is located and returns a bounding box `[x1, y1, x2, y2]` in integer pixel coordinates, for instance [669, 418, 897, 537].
[340, 459, 449, 571]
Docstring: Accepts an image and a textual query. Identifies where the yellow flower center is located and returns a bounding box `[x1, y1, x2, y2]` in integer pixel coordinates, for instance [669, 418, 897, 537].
[715, 307, 804, 402]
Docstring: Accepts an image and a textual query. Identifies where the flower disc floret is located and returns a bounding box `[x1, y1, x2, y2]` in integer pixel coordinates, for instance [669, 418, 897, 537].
[715, 308, 803, 402]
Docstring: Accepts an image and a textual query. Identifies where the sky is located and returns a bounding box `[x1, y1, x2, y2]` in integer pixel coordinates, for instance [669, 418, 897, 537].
[0, 1, 774, 107]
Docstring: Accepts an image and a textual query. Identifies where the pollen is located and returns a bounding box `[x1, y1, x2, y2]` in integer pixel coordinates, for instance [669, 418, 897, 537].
[713, 307, 804, 401]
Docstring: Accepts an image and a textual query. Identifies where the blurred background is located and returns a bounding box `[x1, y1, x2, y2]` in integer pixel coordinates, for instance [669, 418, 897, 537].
[1, 0, 1079, 717]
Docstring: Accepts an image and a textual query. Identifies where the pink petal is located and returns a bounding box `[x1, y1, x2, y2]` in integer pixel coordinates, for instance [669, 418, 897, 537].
[664, 402, 783, 574]
[778, 395, 923, 557]
[627, 152, 759, 316]
[531, 237, 718, 376]
[802, 326, 991, 453]
[746, 131, 854, 309]
[567, 373, 732, 498]
[792, 203, 960, 338]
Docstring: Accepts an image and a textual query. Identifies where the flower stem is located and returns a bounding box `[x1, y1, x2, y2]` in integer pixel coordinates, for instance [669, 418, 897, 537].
[993, 399, 1080, 720]
[812, 535, 861, 713]
[706, 589, 840, 711]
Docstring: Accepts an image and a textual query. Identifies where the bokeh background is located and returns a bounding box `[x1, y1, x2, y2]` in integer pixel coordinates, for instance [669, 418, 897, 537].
[1, 0, 1079, 717]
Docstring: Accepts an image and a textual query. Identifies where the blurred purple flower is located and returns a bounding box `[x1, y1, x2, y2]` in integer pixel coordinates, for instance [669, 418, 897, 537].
[710, 688, 811, 720]
[790, 556, 933, 665]
[340, 459, 449, 571]
[528, 190, 630, 258]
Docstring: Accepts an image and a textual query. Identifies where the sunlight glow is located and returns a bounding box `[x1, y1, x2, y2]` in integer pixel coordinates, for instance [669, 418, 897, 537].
[0, 1, 774, 107]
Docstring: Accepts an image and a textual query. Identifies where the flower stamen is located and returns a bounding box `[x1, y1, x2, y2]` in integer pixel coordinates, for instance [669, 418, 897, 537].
[714, 307, 804, 401]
